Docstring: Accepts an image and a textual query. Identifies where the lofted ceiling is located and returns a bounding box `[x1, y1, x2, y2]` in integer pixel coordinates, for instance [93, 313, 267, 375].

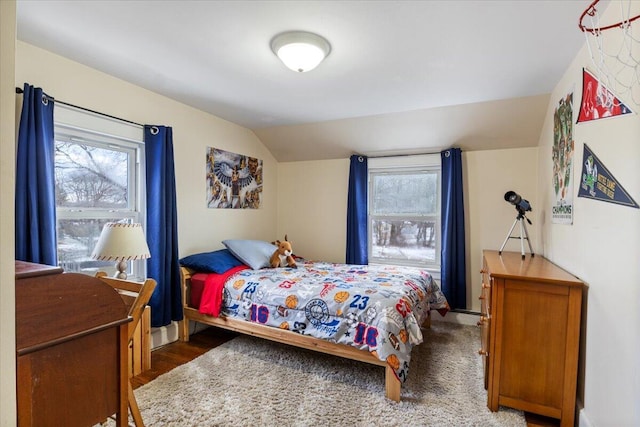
[16, 0, 597, 162]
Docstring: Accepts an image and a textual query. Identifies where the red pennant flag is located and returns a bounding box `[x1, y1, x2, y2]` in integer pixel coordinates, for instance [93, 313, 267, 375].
[577, 68, 632, 123]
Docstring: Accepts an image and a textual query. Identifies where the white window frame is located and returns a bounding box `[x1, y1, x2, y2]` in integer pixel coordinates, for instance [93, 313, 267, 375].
[367, 154, 441, 277]
[54, 105, 146, 278]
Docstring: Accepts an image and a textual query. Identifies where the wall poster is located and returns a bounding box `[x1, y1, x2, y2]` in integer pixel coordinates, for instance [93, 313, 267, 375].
[552, 92, 575, 224]
[206, 147, 263, 209]
[578, 144, 639, 209]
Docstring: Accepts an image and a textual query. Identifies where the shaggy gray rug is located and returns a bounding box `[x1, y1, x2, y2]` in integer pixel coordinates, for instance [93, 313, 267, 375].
[130, 321, 525, 426]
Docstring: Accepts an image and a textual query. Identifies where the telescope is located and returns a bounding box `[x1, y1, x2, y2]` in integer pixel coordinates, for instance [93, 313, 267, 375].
[500, 191, 534, 259]
[504, 191, 531, 213]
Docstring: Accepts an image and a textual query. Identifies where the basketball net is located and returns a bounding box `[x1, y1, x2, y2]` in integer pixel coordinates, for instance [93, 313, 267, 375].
[579, 0, 640, 108]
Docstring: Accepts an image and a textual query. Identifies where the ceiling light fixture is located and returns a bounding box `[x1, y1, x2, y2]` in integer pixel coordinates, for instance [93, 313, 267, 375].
[271, 31, 331, 73]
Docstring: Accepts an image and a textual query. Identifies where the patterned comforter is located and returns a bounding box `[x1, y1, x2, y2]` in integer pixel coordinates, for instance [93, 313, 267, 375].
[218, 260, 449, 382]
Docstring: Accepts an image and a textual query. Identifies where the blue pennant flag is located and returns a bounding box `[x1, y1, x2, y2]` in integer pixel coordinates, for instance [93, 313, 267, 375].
[578, 144, 639, 208]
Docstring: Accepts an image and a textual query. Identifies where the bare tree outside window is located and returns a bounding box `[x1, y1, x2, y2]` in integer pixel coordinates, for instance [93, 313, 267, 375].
[54, 136, 140, 274]
[369, 170, 440, 267]
[55, 142, 128, 208]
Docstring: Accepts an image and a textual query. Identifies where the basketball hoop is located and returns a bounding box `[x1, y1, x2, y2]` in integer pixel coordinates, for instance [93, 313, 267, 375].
[578, 0, 640, 107]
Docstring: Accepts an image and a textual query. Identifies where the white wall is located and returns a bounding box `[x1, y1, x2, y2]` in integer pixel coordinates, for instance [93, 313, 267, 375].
[277, 158, 349, 263]
[277, 149, 539, 312]
[0, 1, 16, 425]
[537, 3, 640, 425]
[15, 41, 278, 256]
[465, 148, 538, 310]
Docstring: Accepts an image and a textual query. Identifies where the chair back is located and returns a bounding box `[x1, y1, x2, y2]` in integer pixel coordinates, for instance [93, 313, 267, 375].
[95, 272, 156, 341]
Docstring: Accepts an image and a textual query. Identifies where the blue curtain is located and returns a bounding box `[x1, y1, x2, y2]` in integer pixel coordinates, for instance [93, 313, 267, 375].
[441, 148, 466, 309]
[15, 83, 57, 266]
[144, 125, 182, 327]
[346, 155, 368, 265]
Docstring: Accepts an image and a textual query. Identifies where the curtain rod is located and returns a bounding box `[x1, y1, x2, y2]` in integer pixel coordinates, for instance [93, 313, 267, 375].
[365, 150, 448, 159]
[15, 86, 144, 128]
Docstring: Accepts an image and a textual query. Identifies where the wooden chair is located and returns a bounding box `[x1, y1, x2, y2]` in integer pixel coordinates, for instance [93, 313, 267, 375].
[96, 272, 157, 427]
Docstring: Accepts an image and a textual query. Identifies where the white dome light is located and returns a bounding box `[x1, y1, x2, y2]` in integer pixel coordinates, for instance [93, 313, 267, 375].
[271, 31, 331, 73]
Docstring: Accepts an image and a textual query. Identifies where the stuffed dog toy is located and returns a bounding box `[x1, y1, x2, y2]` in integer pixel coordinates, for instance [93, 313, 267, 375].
[270, 235, 297, 268]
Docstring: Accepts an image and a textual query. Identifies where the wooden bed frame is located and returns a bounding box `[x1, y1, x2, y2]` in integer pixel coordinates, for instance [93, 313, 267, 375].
[178, 266, 431, 402]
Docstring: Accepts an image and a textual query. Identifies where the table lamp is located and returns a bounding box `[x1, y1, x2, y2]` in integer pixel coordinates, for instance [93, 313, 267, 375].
[91, 222, 151, 279]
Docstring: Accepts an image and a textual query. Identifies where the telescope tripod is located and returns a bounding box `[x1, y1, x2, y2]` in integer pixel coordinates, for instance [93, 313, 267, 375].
[499, 211, 534, 260]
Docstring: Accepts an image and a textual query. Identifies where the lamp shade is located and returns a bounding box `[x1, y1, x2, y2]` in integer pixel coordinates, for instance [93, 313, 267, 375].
[271, 31, 331, 73]
[91, 223, 151, 261]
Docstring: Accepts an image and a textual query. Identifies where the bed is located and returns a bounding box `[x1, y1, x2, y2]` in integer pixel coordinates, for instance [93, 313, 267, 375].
[178, 241, 449, 402]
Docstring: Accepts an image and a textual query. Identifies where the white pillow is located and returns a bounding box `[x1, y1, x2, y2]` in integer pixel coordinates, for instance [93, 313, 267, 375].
[222, 239, 277, 270]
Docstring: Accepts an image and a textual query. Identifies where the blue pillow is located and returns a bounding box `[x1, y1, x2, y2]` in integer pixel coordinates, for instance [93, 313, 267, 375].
[222, 239, 277, 270]
[179, 249, 244, 274]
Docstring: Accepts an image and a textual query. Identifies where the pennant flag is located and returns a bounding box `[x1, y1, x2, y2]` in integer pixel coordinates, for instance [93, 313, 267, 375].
[577, 68, 633, 123]
[578, 144, 639, 208]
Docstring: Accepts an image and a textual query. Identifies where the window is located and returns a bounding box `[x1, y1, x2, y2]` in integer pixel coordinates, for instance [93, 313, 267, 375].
[54, 106, 145, 277]
[368, 155, 440, 270]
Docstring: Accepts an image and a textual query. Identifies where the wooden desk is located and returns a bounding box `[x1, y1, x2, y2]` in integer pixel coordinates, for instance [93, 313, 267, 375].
[16, 261, 131, 427]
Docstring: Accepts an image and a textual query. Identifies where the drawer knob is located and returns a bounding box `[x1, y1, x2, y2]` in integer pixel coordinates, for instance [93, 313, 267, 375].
[478, 349, 488, 356]
[480, 269, 487, 274]
[482, 282, 491, 289]
[477, 315, 489, 326]
[478, 295, 485, 300]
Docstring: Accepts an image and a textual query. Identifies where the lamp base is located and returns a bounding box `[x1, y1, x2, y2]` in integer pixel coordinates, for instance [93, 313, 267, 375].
[115, 260, 128, 280]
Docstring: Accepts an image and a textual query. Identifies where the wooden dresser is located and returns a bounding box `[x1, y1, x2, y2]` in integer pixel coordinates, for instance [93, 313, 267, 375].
[479, 250, 583, 427]
[16, 261, 131, 427]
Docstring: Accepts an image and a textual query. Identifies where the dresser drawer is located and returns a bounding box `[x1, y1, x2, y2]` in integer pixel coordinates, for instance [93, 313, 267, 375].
[478, 265, 492, 390]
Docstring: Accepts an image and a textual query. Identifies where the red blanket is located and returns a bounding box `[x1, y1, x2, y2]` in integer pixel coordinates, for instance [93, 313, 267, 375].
[198, 265, 248, 317]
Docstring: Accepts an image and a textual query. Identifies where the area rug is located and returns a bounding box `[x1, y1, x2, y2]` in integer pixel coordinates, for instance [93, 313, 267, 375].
[131, 321, 525, 426]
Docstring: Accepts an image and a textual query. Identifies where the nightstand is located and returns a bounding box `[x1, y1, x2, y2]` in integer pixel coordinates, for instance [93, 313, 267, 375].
[129, 305, 151, 377]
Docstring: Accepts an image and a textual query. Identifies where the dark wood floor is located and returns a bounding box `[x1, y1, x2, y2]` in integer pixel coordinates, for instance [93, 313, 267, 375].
[131, 327, 558, 426]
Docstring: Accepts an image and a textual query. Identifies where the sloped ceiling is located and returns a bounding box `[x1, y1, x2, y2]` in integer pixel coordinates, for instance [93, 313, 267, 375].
[16, 1, 596, 161]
